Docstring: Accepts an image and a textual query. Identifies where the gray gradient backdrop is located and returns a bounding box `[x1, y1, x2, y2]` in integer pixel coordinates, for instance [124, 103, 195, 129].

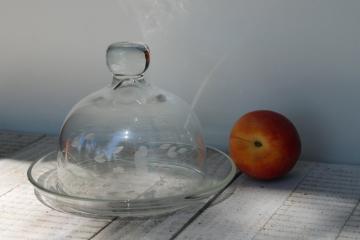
[1, 0, 359, 163]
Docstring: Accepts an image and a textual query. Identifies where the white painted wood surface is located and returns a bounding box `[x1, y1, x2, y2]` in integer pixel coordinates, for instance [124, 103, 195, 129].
[0, 131, 360, 240]
[0, 137, 57, 196]
[177, 163, 360, 240]
[0, 132, 220, 240]
[0, 135, 113, 240]
[0, 131, 44, 158]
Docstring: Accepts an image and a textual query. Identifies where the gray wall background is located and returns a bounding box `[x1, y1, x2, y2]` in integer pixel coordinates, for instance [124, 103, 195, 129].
[1, 0, 359, 164]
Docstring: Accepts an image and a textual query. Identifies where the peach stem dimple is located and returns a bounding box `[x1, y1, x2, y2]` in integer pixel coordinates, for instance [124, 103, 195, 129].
[254, 140, 263, 147]
[233, 137, 263, 148]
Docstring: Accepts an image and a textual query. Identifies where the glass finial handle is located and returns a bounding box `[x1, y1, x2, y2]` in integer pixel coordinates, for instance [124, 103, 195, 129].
[106, 42, 150, 79]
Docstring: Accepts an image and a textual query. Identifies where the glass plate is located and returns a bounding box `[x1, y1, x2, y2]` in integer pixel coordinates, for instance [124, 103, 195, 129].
[27, 146, 236, 218]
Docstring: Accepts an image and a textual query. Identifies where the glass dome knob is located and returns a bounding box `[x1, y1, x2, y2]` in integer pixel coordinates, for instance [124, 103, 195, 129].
[106, 42, 150, 77]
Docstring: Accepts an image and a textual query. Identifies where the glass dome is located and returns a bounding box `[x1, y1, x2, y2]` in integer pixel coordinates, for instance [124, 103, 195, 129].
[57, 42, 207, 200]
[27, 42, 236, 217]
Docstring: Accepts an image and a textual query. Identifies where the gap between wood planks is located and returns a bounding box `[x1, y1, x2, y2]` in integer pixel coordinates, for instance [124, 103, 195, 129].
[169, 172, 241, 240]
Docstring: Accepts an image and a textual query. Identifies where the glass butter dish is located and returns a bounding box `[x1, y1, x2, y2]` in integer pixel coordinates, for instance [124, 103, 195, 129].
[27, 42, 236, 218]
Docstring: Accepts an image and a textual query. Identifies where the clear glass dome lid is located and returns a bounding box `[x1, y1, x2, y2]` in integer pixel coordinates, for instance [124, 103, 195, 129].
[57, 42, 207, 200]
[27, 42, 236, 217]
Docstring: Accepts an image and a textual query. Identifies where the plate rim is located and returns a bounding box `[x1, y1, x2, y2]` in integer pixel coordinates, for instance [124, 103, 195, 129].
[27, 146, 237, 205]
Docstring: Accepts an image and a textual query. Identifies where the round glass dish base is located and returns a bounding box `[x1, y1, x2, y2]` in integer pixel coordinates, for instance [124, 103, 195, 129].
[27, 146, 236, 218]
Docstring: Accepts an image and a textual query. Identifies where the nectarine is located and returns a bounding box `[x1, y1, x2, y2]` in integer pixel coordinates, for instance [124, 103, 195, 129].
[229, 110, 301, 180]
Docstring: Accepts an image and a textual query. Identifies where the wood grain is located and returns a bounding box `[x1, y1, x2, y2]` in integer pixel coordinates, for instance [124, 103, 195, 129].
[176, 162, 360, 240]
[0, 131, 44, 158]
[1, 132, 360, 240]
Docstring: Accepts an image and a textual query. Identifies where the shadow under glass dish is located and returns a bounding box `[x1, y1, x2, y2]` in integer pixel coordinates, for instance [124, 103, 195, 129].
[27, 42, 236, 217]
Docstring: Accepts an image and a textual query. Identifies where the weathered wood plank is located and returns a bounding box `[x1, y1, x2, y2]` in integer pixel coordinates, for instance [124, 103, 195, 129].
[0, 134, 51, 196]
[91, 204, 206, 240]
[0, 136, 114, 240]
[175, 162, 360, 240]
[0, 184, 112, 240]
[336, 201, 360, 240]
[0, 130, 44, 158]
[0, 136, 58, 196]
